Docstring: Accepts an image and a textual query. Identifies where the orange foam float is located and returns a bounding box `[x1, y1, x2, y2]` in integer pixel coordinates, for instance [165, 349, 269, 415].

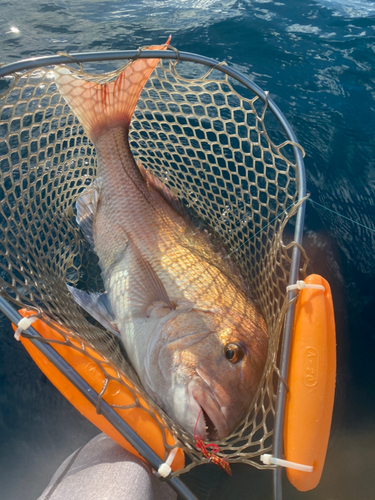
[12, 309, 184, 472]
[284, 274, 336, 491]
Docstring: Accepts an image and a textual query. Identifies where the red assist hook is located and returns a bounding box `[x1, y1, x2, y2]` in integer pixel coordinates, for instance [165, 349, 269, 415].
[193, 409, 232, 476]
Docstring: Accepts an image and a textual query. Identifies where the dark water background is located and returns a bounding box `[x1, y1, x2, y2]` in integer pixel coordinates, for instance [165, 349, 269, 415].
[1, 0, 375, 498]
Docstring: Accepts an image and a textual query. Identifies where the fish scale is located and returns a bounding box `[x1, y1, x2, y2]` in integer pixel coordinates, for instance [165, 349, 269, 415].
[94, 126, 239, 309]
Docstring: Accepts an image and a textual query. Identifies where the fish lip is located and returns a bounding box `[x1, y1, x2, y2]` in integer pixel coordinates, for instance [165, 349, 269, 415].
[188, 380, 229, 441]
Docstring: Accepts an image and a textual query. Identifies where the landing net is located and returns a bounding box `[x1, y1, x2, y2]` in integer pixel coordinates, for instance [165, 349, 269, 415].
[0, 50, 307, 474]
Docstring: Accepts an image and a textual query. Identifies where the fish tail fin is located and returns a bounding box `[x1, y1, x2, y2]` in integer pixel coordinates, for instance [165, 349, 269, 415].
[54, 36, 171, 139]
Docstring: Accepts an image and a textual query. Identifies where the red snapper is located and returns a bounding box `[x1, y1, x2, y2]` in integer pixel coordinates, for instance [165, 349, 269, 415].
[55, 39, 268, 440]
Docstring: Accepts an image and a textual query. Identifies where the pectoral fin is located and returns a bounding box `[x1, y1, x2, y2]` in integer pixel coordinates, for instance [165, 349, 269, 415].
[125, 236, 173, 317]
[67, 284, 119, 337]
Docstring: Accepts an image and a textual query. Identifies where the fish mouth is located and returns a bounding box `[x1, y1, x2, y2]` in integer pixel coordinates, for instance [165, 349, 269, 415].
[188, 382, 229, 441]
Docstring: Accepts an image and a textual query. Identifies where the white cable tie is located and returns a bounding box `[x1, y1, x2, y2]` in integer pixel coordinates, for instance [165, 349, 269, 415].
[157, 463, 172, 478]
[260, 454, 313, 473]
[286, 280, 325, 293]
[156, 447, 179, 478]
[14, 316, 38, 341]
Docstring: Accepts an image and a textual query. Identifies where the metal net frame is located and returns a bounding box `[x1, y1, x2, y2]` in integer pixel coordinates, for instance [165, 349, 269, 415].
[0, 48, 307, 480]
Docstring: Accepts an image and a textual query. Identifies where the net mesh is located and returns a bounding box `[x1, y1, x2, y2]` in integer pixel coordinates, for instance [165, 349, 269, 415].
[0, 53, 307, 473]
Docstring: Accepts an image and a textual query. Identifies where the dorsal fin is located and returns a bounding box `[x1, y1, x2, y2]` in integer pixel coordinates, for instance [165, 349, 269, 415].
[54, 37, 171, 140]
[137, 161, 185, 217]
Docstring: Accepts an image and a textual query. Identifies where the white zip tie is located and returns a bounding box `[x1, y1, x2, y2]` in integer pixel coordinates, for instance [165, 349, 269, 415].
[286, 280, 325, 292]
[155, 447, 179, 478]
[260, 454, 313, 472]
[14, 316, 38, 341]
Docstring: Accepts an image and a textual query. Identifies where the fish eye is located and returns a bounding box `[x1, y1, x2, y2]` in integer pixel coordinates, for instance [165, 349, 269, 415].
[224, 343, 245, 363]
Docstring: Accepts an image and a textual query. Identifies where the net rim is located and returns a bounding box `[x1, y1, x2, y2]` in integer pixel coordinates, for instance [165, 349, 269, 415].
[0, 48, 307, 496]
[0, 48, 305, 195]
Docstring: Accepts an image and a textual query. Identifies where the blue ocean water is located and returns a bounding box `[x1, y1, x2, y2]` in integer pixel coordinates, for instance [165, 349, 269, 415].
[0, 1, 374, 499]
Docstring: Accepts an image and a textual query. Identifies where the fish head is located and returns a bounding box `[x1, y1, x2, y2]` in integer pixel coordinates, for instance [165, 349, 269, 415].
[144, 306, 268, 441]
